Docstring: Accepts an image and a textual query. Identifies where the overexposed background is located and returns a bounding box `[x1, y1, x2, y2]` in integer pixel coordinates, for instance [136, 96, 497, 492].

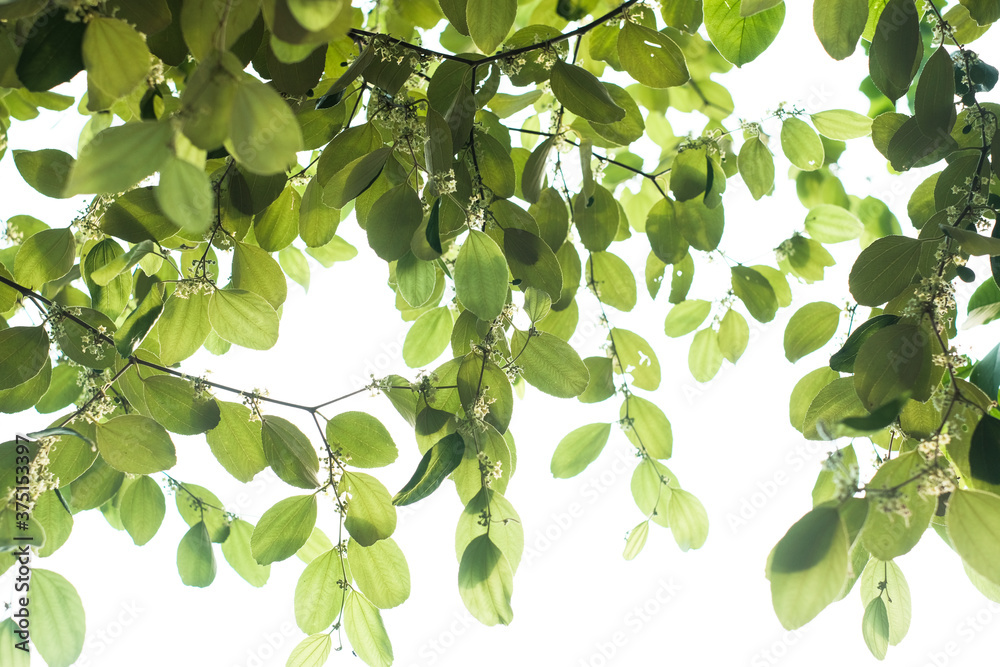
[3, 2, 1000, 666]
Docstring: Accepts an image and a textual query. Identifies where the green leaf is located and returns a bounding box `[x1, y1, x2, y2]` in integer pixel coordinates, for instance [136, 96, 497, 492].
[550, 423, 611, 478]
[853, 322, 935, 409]
[587, 251, 636, 312]
[326, 411, 398, 468]
[848, 235, 922, 306]
[456, 488, 524, 572]
[631, 457, 675, 526]
[784, 301, 841, 363]
[862, 596, 890, 659]
[970, 415, 1000, 489]
[575, 186, 619, 251]
[262, 415, 320, 489]
[0, 618, 29, 667]
[366, 184, 422, 261]
[621, 395, 672, 460]
[813, 0, 868, 60]
[0, 326, 49, 390]
[738, 134, 774, 200]
[869, 0, 921, 102]
[323, 147, 393, 209]
[251, 494, 318, 565]
[718, 309, 750, 363]
[287, 634, 332, 667]
[13, 148, 75, 198]
[31, 569, 86, 667]
[403, 307, 453, 368]
[667, 489, 709, 551]
[801, 377, 868, 440]
[182, 401, 257, 483]
[521, 138, 555, 204]
[768, 506, 848, 629]
[15, 11, 86, 93]
[458, 534, 514, 626]
[618, 21, 689, 88]
[82, 17, 150, 109]
[731, 265, 778, 322]
[226, 74, 304, 175]
[550, 60, 625, 124]
[393, 433, 465, 505]
[704, 0, 785, 67]
[860, 452, 935, 559]
[611, 327, 660, 390]
[294, 548, 346, 633]
[344, 591, 394, 667]
[343, 472, 397, 547]
[120, 474, 165, 546]
[830, 313, 900, 372]
[221, 518, 271, 587]
[805, 205, 863, 243]
[177, 521, 216, 587]
[959, 0, 1000, 24]
[948, 489, 1000, 587]
[96, 415, 176, 474]
[578, 356, 615, 403]
[467, 0, 515, 53]
[860, 558, 911, 645]
[143, 375, 221, 436]
[689, 327, 724, 382]
[208, 288, 280, 350]
[510, 328, 589, 398]
[14, 228, 75, 289]
[940, 225, 1000, 256]
[781, 117, 825, 171]
[66, 121, 172, 196]
[916, 47, 958, 136]
[476, 131, 516, 197]
[810, 109, 873, 140]
[623, 521, 650, 560]
[665, 299, 712, 338]
[348, 537, 411, 608]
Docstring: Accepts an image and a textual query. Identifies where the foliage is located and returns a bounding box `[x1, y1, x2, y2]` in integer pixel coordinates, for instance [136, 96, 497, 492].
[0, 0, 998, 664]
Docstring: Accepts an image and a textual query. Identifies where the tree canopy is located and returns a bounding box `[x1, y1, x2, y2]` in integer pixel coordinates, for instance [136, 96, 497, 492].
[1, 0, 1000, 664]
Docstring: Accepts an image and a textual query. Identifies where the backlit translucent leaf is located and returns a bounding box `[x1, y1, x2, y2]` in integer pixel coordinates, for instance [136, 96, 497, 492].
[768, 506, 848, 629]
[550, 60, 625, 124]
[177, 521, 216, 587]
[344, 591, 394, 667]
[287, 634, 332, 667]
[688, 327, 723, 382]
[784, 301, 841, 363]
[665, 299, 712, 338]
[947, 489, 1000, 586]
[262, 416, 320, 489]
[97, 415, 176, 474]
[143, 375, 221, 436]
[0, 326, 49, 390]
[510, 328, 589, 398]
[667, 489, 709, 551]
[294, 548, 346, 633]
[367, 184, 422, 261]
[813, 0, 868, 60]
[31, 569, 85, 667]
[326, 411, 398, 468]
[704, 0, 785, 67]
[208, 288, 280, 350]
[860, 452, 935, 559]
[623, 521, 650, 560]
[781, 117, 824, 171]
[862, 596, 889, 659]
[732, 265, 778, 322]
[343, 472, 397, 546]
[738, 134, 774, 200]
[467, 0, 515, 53]
[66, 121, 172, 196]
[13, 148, 75, 198]
[611, 327, 660, 391]
[226, 74, 303, 175]
[221, 518, 270, 588]
[805, 205, 863, 243]
[551, 423, 611, 478]
[810, 109, 873, 140]
[621, 396, 672, 460]
[251, 494, 317, 565]
[14, 228, 75, 289]
[348, 537, 410, 609]
[718, 309, 749, 363]
[631, 457, 675, 525]
[860, 558, 911, 645]
[848, 236, 922, 307]
[618, 21, 689, 88]
[205, 401, 268, 483]
[120, 474, 165, 546]
[458, 535, 514, 626]
[82, 18, 150, 110]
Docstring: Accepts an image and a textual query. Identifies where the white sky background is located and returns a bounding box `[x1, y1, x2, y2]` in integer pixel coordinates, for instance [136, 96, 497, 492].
[4, 2, 1000, 666]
